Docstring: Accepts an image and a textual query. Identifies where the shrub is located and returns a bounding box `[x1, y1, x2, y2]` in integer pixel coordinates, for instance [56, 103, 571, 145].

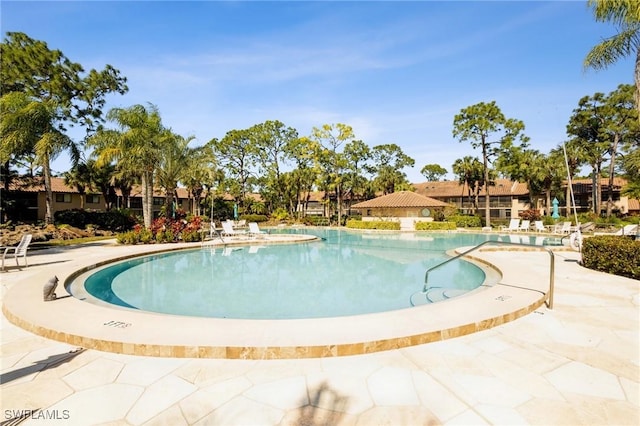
[581, 235, 640, 280]
[447, 215, 482, 228]
[271, 208, 289, 222]
[519, 209, 541, 221]
[54, 208, 136, 231]
[346, 219, 400, 230]
[415, 221, 457, 231]
[240, 214, 268, 223]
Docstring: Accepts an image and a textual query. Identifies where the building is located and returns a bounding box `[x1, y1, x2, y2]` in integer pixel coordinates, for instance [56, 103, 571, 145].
[1, 177, 192, 223]
[351, 191, 451, 230]
[413, 179, 530, 219]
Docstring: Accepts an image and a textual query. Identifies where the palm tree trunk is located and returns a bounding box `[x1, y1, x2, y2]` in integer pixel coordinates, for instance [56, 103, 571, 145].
[141, 170, 153, 228]
[43, 158, 54, 225]
[606, 135, 619, 218]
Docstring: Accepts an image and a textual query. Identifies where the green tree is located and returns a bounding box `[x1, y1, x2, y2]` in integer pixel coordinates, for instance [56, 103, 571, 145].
[182, 144, 217, 216]
[420, 164, 448, 181]
[251, 120, 298, 212]
[209, 128, 259, 215]
[343, 139, 371, 207]
[453, 101, 528, 226]
[156, 131, 196, 218]
[584, 0, 640, 116]
[63, 160, 93, 209]
[566, 85, 639, 216]
[0, 32, 128, 223]
[88, 104, 165, 228]
[452, 156, 484, 215]
[368, 144, 415, 195]
[311, 123, 355, 224]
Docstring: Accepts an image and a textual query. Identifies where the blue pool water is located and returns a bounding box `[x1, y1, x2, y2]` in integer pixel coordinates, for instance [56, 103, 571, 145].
[79, 230, 550, 319]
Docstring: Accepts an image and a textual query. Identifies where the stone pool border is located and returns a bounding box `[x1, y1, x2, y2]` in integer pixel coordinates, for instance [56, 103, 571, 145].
[2, 235, 554, 359]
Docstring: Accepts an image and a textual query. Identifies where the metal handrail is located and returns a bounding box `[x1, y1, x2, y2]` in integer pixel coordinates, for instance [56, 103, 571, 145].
[410, 240, 555, 309]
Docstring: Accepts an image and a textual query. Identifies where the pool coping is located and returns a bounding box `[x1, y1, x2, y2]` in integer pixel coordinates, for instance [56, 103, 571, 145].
[2, 234, 554, 359]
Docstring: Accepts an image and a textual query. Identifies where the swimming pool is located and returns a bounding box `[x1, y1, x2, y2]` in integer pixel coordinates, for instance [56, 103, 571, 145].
[73, 230, 513, 320]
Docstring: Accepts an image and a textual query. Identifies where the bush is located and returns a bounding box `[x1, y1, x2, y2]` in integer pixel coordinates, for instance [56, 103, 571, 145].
[519, 209, 541, 221]
[346, 219, 400, 230]
[581, 235, 640, 280]
[240, 214, 268, 223]
[116, 215, 205, 244]
[54, 209, 136, 231]
[415, 221, 457, 231]
[447, 215, 482, 228]
[271, 208, 289, 222]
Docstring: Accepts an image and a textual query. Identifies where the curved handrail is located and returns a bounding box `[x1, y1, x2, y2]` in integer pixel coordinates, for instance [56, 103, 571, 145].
[410, 240, 555, 309]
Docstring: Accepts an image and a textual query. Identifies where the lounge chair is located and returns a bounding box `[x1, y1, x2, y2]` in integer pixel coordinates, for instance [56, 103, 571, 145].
[553, 221, 572, 234]
[221, 221, 247, 238]
[615, 224, 638, 236]
[500, 218, 520, 232]
[1, 234, 33, 271]
[517, 220, 530, 232]
[533, 221, 546, 233]
[248, 222, 267, 238]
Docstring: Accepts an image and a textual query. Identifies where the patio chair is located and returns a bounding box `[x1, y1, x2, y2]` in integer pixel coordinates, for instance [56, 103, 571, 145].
[554, 221, 572, 234]
[248, 222, 267, 238]
[221, 220, 247, 237]
[500, 218, 520, 232]
[1, 234, 33, 271]
[517, 220, 531, 232]
[615, 224, 638, 236]
[533, 221, 546, 233]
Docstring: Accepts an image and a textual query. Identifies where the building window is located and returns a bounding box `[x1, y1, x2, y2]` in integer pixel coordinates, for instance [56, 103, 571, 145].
[55, 193, 72, 203]
[86, 194, 100, 204]
[153, 197, 164, 206]
[130, 198, 142, 208]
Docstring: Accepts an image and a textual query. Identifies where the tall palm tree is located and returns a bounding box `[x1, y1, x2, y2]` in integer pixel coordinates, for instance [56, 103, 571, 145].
[584, 0, 640, 116]
[89, 104, 165, 228]
[155, 131, 196, 218]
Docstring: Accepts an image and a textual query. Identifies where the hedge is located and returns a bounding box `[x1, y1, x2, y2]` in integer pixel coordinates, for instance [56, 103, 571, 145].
[346, 219, 400, 230]
[54, 209, 136, 231]
[581, 235, 639, 280]
[443, 215, 481, 228]
[415, 221, 457, 231]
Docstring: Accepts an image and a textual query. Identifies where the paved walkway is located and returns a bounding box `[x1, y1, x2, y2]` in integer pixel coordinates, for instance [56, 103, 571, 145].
[1, 238, 638, 425]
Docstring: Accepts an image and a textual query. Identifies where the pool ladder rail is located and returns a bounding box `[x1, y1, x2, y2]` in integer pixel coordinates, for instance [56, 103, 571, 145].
[410, 240, 555, 309]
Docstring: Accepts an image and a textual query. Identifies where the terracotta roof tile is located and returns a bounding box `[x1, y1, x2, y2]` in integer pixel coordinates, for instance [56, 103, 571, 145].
[413, 179, 529, 197]
[351, 191, 450, 208]
[628, 198, 640, 212]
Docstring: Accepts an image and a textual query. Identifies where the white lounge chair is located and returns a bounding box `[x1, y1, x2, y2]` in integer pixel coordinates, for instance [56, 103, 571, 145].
[517, 220, 530, 232]
[248, 222, 267, 238]
[221, 221, 247, 238]
[533, 221, 546, 233]
[500, 218, 520, 232]
[615, 224, 638, 236]
[1, 234, 33, 271]
[554, 221, 572, 234]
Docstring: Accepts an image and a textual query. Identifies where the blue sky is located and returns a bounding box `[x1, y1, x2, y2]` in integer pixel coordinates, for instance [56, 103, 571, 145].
[2, 0, 634, 182]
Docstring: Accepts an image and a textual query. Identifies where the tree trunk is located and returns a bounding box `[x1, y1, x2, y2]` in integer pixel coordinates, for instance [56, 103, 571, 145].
[43, 158, 54, 225]
[141, 170, 153, 228]
[482, 142, 491, 226]
[606, 135, 619, 218]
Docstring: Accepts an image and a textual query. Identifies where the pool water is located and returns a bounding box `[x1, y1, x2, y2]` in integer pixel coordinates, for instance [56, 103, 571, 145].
[80, 230, 539, 319]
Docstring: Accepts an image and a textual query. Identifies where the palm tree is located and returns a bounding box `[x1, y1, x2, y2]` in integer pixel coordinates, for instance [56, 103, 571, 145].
[63, 161, 92, 209]
[1, 92, 79, 223]
[584, 0, 640, 116]
[155, 131, 196, 218]
[452, 156, 483, 215]
[89, 104, 165, 228]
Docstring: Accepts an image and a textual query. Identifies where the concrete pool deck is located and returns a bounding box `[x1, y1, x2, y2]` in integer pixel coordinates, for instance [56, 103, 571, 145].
[1, 235, 638, 424]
